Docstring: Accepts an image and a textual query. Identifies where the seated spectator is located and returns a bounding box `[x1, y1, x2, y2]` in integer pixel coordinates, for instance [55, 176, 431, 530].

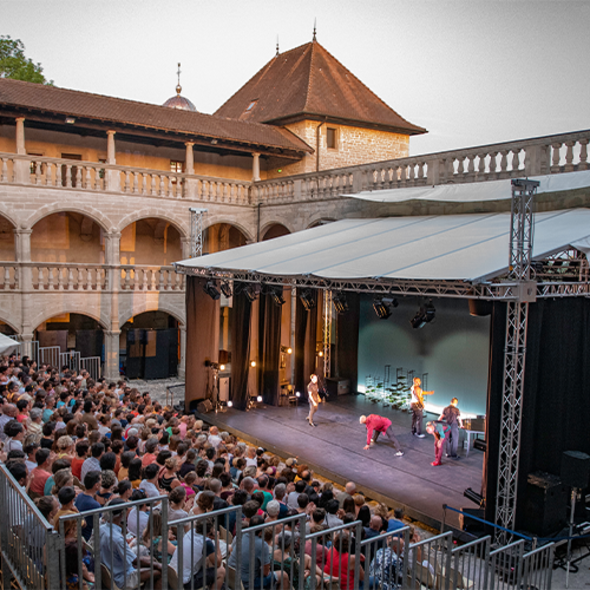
[4, 419, 25, 452]
[141, 438, 159, 468]
[324, 531, 373, 590]
[75, 471, 102, 541]
[116, 479, 133, 502]
[168, 486, 191, 521]
[139, 463, 161, 498]
[43, 458, 71, 496]
[128, 458, 143, 488]
[28, 448, 52, 498]
[368, 535, 402, 590]
[80, 442, 104, 483]
[127, 490, 150, 538]
[141, 510, 176, 564]
[96, 470, 117, 506]
[387, 508, 406, 533]
[287, 479, 307, 510]
[170, 516, 225, 589]
[71, 440, 89, 481]
[158, 456, 180, 492]
[178, 448, 197, 478]
[325, 499, 344, 529]
[99, 498, 162, 589]
[54, 486, 82, 539]
[118, 451, 135, 482]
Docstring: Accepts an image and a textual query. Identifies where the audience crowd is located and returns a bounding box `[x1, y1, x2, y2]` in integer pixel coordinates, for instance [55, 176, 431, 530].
[0, 354, 423, 590]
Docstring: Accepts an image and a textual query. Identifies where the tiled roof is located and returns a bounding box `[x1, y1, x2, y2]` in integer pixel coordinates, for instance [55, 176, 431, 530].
[215, 41, 426, 135]
[0, 78, 312, 154]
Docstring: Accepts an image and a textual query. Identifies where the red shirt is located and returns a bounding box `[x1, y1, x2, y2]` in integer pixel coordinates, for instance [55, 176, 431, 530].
[29, 467, 51, 495]
[71, 456, 85, 480]
[365, 414, 392, 445]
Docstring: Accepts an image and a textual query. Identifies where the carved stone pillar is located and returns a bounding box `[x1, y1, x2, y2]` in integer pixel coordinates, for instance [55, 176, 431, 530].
[14, 117, 29, 183]
[15, 228, 33, 344]
[106, 130, 119, 191]
[104, 231, 121, 379]
[104, 330, 121, 380]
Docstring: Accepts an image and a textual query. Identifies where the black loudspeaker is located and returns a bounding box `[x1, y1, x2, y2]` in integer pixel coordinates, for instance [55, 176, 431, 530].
[523, 472, 566, 536]
[561, 450, 590, 489]
[460, 507, 485, 534]
[196, 399, 213, 414]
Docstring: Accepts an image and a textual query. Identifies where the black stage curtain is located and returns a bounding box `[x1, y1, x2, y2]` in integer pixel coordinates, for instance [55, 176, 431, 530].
[185, 276, 220, 405]
[485, 298, 590, 527]
[336, 292, 360, 393]
[230, 284, 252, 411]
[258, 291, 282, 406]
[295, 290, 318, 393]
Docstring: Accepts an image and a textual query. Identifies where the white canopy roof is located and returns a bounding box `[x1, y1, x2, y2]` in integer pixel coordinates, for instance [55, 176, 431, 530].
[0, 333, 19, 356]
[175, 209, 590, 283]
[347, 170, 590, 204]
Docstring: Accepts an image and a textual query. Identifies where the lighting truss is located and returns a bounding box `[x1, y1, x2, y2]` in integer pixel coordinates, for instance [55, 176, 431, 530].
[322, 291, 332, 378]
[189, 208, 207, 258]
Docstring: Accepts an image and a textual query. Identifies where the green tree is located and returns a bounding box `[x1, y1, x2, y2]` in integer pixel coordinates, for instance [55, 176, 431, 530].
[0, 35, 51, 84]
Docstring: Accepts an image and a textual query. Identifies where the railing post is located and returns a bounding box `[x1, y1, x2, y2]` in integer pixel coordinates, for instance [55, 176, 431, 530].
[45, 530, 61, 589]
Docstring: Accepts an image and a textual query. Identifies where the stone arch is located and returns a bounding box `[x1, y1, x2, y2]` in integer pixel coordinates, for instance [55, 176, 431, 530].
[119, 302, 185, 329]
[117, 208, 188, 238]
[260, 222, 291, 241]
[30, 306, 108, 333]
[307, 217, 336, 229]
[0, 314, 20, 334]
[0, 208, 19, 230]
[203, 219, 254, 244]
[25, 203, 113, 232]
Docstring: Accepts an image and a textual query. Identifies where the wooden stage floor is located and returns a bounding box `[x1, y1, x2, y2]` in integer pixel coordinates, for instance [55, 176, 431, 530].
[196, 394, 484, 531]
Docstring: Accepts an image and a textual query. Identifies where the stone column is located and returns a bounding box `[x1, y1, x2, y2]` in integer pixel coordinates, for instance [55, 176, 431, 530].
[104, 231, 121, 379]
[178, 325, 186, 379]
[105, 130, 119, 191]
[14, 117, 29, 183]
[15, 228, 33, 352]
[180, 236, 192, 259]
[184, 142, 196, 198]
[252, 152, 261, 182]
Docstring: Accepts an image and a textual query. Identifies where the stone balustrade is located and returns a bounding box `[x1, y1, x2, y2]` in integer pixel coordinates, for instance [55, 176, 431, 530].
[0, 263, 184, 292]
[1, 129, 589, 205]
[253, 129, 590, 203]
[0, 154, 251, 205]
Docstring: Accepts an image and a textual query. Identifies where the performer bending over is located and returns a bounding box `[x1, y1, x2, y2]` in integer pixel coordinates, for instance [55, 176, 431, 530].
[410, 377, 433, 438]
[360, 414, 404, 456]
[439, 397, 463, 459]
[426, 421, 450, 466]
[307, 374, 321, 427]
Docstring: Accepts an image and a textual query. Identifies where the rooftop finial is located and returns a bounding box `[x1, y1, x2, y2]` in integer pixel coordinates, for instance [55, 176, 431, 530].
[276, 35, 280, 57]
[313, 18, 317, 41]
[176, 62, 182, 96]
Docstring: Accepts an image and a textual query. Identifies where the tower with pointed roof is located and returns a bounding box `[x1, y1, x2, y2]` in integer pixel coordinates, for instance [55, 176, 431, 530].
[215, 36, 426, 176]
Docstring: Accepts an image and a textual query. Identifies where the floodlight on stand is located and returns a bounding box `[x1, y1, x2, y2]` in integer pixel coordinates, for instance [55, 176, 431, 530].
[295, 391, 301, 398]
[203, 280, 221, 300]
[299, 289, 316, 311]
[250, 360, 256, 368]
[281, 346, 293, 355]
[219, 364, 226, 372]
[220, 282, 232, 298]
[227, 400, 233, 408]
[257, 395, 263, 403]
[333, 291, 349, 314]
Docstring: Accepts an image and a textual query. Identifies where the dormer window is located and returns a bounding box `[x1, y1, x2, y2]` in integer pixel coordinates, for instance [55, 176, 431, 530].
[246, 100, 257, 112]
[239, 100, 258, 120]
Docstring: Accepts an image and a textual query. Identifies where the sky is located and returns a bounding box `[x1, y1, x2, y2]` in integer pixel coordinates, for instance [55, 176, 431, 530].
[2, 0, 590, 155]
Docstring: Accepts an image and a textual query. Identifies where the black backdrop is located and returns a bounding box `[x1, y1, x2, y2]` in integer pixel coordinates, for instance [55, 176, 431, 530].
[258, 291, 282, 405]
[485, 298, 590, 528]
[230, 284, 252, 411]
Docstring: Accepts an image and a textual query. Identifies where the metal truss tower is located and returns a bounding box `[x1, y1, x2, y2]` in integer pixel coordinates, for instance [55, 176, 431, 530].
[495, 179, 540, 544]
[189, 207, 207, 257]
[322, 290, 332, 378]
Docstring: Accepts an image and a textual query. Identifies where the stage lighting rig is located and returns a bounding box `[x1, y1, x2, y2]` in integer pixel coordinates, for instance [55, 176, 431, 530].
[410, 300, 436, 329]
[220, 281, 232, 298]
[269, 286, 285, 306]
[333, 292, 349, 314]
[235, 282, 260, 302]
[204, 280, 221, 300]
[373, 296, 398, 319]
[280, 346, 293, 354]
[300, 289, 316, 311]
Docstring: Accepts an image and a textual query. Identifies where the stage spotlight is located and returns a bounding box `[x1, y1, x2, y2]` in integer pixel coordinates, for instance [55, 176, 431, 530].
[219, 364, 226, 371]
[244, 283, 260, 303]
[463, 487, 484, 507]
[410, 300, 436, 329]
[295, 391, 301, 398]
[333, 291, 349, 314]
[270, 286, 285, 306]
[227, 400, 233, 408]
[280, 346, 293, 355]
[250, 360, 257, 368]
[373, 296, 397, 319]
[257, 395, 263, 403]
[220, 282, 232, 298]
[299, 289, 316, 311]
[204, 280, 221, 300]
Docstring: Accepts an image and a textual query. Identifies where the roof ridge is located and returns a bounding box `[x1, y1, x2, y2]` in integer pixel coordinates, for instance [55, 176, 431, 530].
[310, 42, 423, 131]
[302, 42, 318, 114]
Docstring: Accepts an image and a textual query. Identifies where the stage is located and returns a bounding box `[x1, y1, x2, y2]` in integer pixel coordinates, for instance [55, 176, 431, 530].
[196, 394, 484, 531]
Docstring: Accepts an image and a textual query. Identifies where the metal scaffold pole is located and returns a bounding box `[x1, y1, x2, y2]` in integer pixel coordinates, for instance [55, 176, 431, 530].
[495, 179, 539, 545]
[189, 207, 207, 257]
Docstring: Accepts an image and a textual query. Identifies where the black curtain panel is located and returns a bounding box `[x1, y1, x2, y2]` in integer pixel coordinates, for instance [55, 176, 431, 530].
[230, 284, 252, 410]
[295, 290, 318, 393]
[258, 291, 282, 406]
[185, 276, 220, 405]
[336, 291, 360, 393]
[485, 298, 590, 527]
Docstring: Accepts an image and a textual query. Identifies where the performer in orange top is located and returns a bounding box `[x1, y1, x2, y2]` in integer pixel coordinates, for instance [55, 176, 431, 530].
[410, 377, 433, 438]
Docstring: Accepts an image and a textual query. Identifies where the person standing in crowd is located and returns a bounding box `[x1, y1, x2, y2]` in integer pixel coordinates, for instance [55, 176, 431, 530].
[439, 398, 463, 459]
[359, 415, 404, 456]
[410, 377, 433, 438]
[307, 374, 321, 427]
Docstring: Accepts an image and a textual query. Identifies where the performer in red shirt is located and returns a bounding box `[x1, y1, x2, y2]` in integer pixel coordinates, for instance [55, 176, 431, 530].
[360, 414, 404, 456]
